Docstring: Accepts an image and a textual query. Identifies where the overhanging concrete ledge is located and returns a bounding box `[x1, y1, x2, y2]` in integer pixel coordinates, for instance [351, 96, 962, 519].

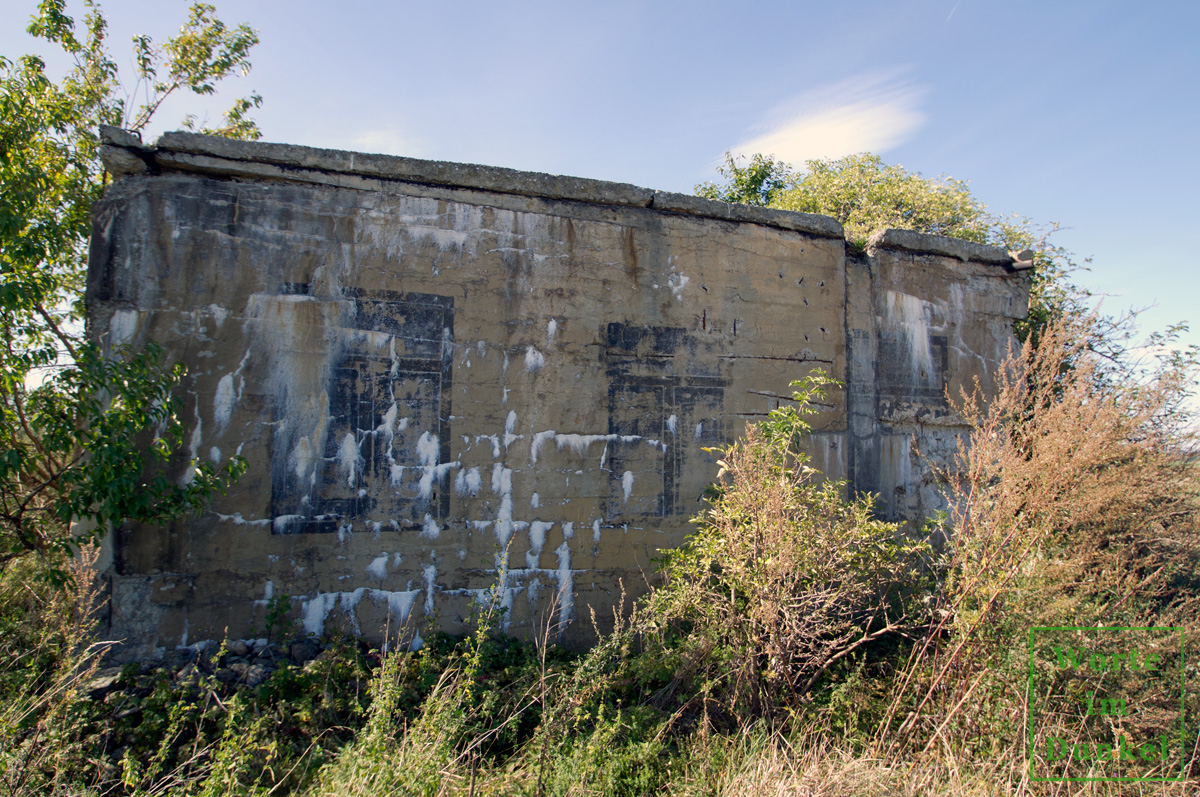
[99, 126, 850, 240]
[866, 228, 1012, 266]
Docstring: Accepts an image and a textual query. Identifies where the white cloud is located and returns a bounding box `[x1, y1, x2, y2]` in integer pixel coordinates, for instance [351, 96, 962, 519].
[728, 73, 926, 167]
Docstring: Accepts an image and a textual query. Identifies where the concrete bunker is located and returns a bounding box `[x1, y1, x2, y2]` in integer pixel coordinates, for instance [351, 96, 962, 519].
[87, 128, 1031, 656]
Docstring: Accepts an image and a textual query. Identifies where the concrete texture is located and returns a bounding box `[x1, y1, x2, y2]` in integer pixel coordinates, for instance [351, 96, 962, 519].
[87, 128, 1030, 657]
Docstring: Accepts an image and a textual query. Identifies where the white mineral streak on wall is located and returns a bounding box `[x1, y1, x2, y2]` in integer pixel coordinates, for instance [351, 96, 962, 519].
[209, 447, 221, 462]
[491, 463, 515, 547]
[666, 415, 678, 435]
[527, 521, 553, 569]
[530, 430, 557, 466]
[667, 273, 690, 300]
[369, 589, 421, 627]
[546, 318, 557, 342]
[375, 401, 398, 446]
[272, 515, 303, 533]
[206, 304, 228, 327]
[622, 471, 634, 502]
[554, 434, 606, 458]
[214, 512, 272, 527]
[530, 493, 540, 509]
[422, 563, 438, 616]
[501, 351, 510, 404]
[393, 198, 481, 256]
[107, 308, 141, 344]
[213, 373, 237, 434]
[421, 513, 440, 539]
[254, 581, 275, 606]
[454, 466, 482, 496]
[524, 577, 542, 616]
[350, 328, 392, 351]
[415, 432, 442, 498]
[695, 422, 704, 440]
[377, 404, 405, 487]
[552, 433, 646, 463]
[475, 434, 501, 459]
[503, 411, 520, 449]
[301, 589, 367, 636]
[555, 541, 574, 626]
[337, 432, 360, 487]
[366, 554, 389, 580]
[301, 587, 424, 638]
[498, 580, 516, 632]
[593, 519, 602, 543]
[524, 346, 545, 372]
[887, 290, 934, 383]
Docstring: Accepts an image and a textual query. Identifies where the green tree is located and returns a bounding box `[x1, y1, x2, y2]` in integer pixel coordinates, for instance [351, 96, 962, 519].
[774, 153, 992, 244]
[695, 151, 797, 207]
[0, 0, 258, 578]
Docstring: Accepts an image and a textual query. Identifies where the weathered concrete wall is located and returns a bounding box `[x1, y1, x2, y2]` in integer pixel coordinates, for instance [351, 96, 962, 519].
[88, 128, 1030, 657]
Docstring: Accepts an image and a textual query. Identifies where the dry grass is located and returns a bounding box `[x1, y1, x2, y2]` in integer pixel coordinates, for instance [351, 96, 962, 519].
[0, 546, 109, 796]
[718, 731, 1200, 797]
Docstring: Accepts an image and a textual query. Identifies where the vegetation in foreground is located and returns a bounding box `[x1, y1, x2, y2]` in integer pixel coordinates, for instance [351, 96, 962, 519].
[2, 313, 1198, 796]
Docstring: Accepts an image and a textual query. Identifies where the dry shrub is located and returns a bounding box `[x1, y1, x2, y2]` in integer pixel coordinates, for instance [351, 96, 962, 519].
[886, 315, 1200, 778]
[946, 316, 1198, 636]
[630, 374, 932, 725]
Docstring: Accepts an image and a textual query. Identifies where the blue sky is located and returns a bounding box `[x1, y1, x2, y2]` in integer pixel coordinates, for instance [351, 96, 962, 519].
[4, 0, 1198, 362]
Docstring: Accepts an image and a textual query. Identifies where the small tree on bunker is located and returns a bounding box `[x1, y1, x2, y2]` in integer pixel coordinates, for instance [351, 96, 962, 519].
[695, 151, 797, 207]
[0, 0, 259, 579]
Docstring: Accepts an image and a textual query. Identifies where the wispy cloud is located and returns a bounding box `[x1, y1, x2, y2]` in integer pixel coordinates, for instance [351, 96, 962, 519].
[728, 73, 926, 167]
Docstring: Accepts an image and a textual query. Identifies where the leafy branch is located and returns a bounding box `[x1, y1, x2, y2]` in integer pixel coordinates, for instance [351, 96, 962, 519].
[0, 0, 261, 581]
